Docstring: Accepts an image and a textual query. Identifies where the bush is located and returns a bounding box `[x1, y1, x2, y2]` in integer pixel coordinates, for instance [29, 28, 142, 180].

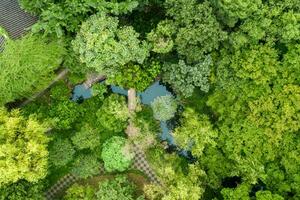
[49, 138, 75, 167]
[151, 95, 177, 121]
[71, 154, 101, 179]
[101, 137, 134, 172]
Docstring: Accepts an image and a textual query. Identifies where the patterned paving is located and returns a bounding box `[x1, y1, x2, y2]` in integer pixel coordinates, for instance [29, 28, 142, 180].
[0, 0, 37, 39]
[132, 144, 161, 184]
[45, 166, 105, 199]
[45, 174, 78, 200]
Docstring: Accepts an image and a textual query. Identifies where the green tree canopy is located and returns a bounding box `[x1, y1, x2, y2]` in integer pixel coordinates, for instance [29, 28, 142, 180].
[96, 94, 130, 133]
[0, 108, 49, 185]
[71, 124, 101, 150]
[101, 136, 134, 172]
[0, 180, 45, 200]
[49, 138, 75, 167]
[20, 0, 139, 37]
[73, 13, 150, 75]
[96, 175, 144, 200]
[151, 95, 177, 121]
[148, 0, 227, 62]
[163, 56, 211, 98]
[0, 35, 65, 106]
[71, 154, 101, 179]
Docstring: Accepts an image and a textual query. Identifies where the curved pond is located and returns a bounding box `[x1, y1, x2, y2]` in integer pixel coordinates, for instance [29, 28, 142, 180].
[71, 81, 195, 161]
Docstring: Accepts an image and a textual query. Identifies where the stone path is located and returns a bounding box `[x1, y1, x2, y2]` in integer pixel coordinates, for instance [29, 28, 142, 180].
[45, 174, 78, 200]
[131, 144, 161, 184]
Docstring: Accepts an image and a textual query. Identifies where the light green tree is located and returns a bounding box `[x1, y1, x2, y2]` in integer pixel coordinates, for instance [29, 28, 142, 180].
[0, 108, 49, 185]
[101, 137, 134, 172]
[173, 108, 217, 157]
[64, 183, 95, 200]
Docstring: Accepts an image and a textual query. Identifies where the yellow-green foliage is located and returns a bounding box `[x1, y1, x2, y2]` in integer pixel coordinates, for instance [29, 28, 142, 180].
[0, 108, 49, 185]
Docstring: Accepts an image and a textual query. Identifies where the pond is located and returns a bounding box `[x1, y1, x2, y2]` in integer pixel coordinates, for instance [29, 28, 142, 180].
[71, 81, 195, 161]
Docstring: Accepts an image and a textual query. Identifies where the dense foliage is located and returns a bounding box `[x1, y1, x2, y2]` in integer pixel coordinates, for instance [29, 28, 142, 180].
[101, 136, 133, 172]
[73, 13, 150, 75]
[0, 35, 64, 106]
[1, 0, 298, 199]
[96, 94, 129, 133]
[0, 108, 48, 185]
[151, 95, 177, 121]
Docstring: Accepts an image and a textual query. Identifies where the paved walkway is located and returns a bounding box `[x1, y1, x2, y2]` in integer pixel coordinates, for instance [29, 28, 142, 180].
[131, 144, 161, 184]
[45, 174, 78, 200]
[0, 0, 37, 39]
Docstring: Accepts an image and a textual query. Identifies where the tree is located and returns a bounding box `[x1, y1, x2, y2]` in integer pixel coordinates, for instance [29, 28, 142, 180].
[101, 137, 134, 172]
[96, 175, 144, 200]
[144, 164, 205, 200]
[71, 154, 101, 179]
[0, 108, 49, 185]
[173, 108, 217, 157]
[0, 180, 45, 200]
[107, 61, 161, 92]
[147, 0, 227, 62]
[221, 183, 251, 200]
[96, 94, 130, 133]
[151, 95, 177, 121]
[64, 183, 95, 200]
[71, 124, 101, 150]
[49, 138, 75, 167]
[20, 0, 139, 37]
[255, 191, 284, 200]
[0, 35, 65, 106]
[163, 57, 211, 98]
[212, 0, 262, 27]
[48, 98, 84, 130]
[73, 13, 150, 75]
